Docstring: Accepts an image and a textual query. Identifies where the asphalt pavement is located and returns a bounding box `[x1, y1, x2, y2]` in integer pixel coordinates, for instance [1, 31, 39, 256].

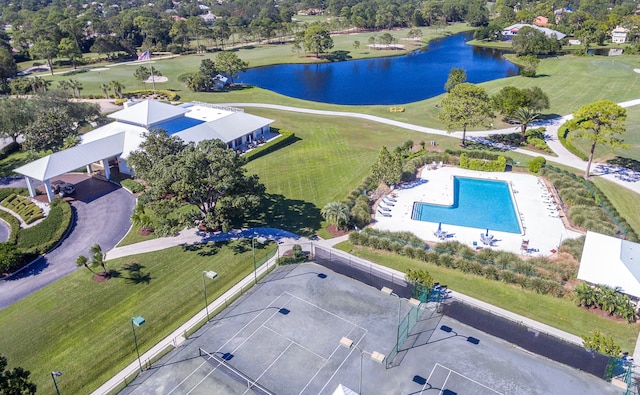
[0, 186, 135, 310]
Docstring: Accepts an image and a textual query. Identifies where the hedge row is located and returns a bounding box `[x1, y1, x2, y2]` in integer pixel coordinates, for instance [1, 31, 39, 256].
[349, 230, 567, 297]
[17, 198, 73, 255]
[115, 89, 180, 102]
[403, 152, 454, 180]
[0, 141, 20, 161]
[0, 188, 28, 202]
[557, 125, 588, 161]
[1, 194, 43, 224]
[541, 166, 638, 241]
[0, 210, 19, 244]
[459, 153, 507, 172]
[244, 129, 296, 163]
[445, 149, 514, 163]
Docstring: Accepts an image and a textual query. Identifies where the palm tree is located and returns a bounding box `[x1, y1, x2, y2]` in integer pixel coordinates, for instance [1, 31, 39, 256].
[131, 203, 153, 232]
[100, 83, 110, 99]
[68, 79, 82, 98]
[75, 255, 97, 275]
[512, 107, 540, 142]
[89, 243, 108, 276]
[57, 80, 71, 93]
[321, 201, 350, 230]
[110, 80, 125, 99]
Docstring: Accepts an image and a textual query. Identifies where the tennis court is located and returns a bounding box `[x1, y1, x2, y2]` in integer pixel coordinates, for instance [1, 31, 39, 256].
[123, 263, 618, 395]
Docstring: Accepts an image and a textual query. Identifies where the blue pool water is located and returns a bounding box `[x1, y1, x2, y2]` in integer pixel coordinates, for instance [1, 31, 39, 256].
[412, 177, 521, 234]
[153, 117, 205, 135]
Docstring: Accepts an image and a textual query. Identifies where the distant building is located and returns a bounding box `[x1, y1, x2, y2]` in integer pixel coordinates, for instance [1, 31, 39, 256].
[611, 26, 630, 44]
[502, 24, 566, 41]
[297, 8, 324, 16]
[532, 16, 551, 27]
[199, 11, 217, 23]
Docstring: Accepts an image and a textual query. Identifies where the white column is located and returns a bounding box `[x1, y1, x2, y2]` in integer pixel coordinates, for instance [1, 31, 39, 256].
[86, 163, 92, 174]
[24, 177, 37, 198]
[43, 179, 55, 202]
[102, 159, 111, 180]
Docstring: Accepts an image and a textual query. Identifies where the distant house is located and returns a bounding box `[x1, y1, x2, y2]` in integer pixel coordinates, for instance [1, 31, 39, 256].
[212, 74, 229, 90]
[199, 11, 217, 23]
[297, 8, 324, 16]
[502, 24, 566, 41]
[14, 100, 273, 201]
[611, 26, 630, 44]
[577, 232, 640, 299]
[532, 16, 551, 27]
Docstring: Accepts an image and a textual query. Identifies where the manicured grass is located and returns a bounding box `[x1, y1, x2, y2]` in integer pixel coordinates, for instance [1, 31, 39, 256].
[336, 241, 640, 352]
[592, 177, 640, 237]
[0, 241, 276, 395]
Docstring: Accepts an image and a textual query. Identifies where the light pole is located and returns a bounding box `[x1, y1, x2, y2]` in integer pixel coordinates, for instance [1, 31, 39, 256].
[339, 337, 385, 395]
[251, 237, 266, 284]
[51, 371, 62, 395]
[131, 316, 146, 373]
[381, 287, 402, 352]
[202, 270, 218, 322]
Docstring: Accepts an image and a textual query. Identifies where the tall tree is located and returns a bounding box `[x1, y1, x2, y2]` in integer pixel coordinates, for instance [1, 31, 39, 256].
[58, 37, 82, 69]
[371, 146, 403, 185]
[129, 137, 265, 230]
[0, 354, 36, 394]
[0, 98, 35, 142]
[438, 83, 493, 146]
[565, 100, 628, 179]
[214, 52, 248, 84]
[110, 80, 125, 99]
[23, 107, 75, 152]
[444, 67, 466, 92]
[303, 24, 333, 57]
[30, 39, 58, 75]
[0, 47, 17, 93]
[133, 66, 151, 87]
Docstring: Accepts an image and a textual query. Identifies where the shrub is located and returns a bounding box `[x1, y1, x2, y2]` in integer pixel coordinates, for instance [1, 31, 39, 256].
[0, 243, 21, 273]
[16, 198, 72, 255]
[121, 179, 145, 193]
[557, 125, 588, 161]
[528, 156, 546, 173]
[459, 153, 507, 172]
[0, 141, 20, 161]
[0, 211, 19, 244]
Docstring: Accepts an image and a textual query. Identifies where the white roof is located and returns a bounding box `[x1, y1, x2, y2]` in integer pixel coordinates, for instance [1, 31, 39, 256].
[332, 384, 358, 395]
[81, 121, 147, 159]
[503, 24, 566, 40]
[176, 112, 274, 144]
[108, 100, 189, 127]
[13, 133, 125, 181]
[578, 231, 640, 298]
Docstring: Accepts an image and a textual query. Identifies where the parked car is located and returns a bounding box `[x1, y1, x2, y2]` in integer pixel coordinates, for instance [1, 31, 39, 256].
[51, 180, 75, 197]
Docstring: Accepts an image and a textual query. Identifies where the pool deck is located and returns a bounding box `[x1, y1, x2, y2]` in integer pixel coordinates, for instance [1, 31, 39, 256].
[372, 167, 584, 256]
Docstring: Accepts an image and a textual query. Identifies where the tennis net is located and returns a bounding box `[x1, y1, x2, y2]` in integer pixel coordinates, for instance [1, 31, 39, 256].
[198, 348, 275, 395]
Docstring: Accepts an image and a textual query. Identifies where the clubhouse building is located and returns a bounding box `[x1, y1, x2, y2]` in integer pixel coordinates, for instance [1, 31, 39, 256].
[14, 100, 274, 202]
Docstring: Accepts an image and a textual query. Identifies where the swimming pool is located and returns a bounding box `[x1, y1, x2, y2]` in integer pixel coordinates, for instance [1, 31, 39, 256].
[411, 177, 521, 234]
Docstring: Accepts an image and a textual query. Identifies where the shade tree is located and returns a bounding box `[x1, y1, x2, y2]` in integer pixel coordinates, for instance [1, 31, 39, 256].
[565, 100, 628, 179]
[303, 23, 333, 57]
[438, 83, 493, 146]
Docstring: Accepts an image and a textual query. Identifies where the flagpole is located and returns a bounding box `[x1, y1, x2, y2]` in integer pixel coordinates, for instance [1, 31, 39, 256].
[146, 46, 156, 94]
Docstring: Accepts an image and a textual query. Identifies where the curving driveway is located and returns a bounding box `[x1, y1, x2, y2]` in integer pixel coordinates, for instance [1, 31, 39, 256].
[0, 185, 135, 310]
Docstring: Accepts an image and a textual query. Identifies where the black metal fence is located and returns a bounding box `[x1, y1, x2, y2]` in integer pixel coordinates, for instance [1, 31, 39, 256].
[442, 300, 610, 378]
[313, 246, 413, 299]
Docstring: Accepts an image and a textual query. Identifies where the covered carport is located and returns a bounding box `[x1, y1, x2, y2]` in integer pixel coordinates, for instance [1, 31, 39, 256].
[13, 133, 125, 202]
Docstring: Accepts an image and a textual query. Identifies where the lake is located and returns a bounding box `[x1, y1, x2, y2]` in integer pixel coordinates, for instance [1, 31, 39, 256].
[238, 32, 520, 105]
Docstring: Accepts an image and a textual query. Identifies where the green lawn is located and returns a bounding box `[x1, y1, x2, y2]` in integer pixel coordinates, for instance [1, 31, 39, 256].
[592, 177, 640, 237]
[336, 241, 640, 352]
[0, 241, 276, 395]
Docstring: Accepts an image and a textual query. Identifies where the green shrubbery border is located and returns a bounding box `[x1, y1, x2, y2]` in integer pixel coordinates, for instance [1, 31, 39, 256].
[120, 179, 145, 193]
[0, 210, 19, 244]
[244, 129, 296, 162]
[16, 198, 73, 255]
[557, 125, 588, 161]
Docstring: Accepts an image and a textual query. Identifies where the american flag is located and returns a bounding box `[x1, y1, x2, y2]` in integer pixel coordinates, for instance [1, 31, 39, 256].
[137, 50, 150, 61]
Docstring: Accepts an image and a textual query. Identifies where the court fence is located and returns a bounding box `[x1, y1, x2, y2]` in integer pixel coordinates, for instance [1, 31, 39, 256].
[199, 348, 275, 395]
[441, 299, 611, 379]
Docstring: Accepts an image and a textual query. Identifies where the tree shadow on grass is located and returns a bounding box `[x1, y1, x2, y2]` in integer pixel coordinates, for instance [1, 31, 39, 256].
[607, 157, 640, 172]
[181, 241, 227, 256]
[122, 262, 151, 284]
[246, 194, 322, 237]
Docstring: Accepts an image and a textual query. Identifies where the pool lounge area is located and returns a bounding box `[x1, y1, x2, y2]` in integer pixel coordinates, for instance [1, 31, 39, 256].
[373, 167, 583, 256]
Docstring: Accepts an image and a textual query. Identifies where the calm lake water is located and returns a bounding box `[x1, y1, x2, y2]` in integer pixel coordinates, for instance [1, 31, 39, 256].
[238, 32, 519, 105]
